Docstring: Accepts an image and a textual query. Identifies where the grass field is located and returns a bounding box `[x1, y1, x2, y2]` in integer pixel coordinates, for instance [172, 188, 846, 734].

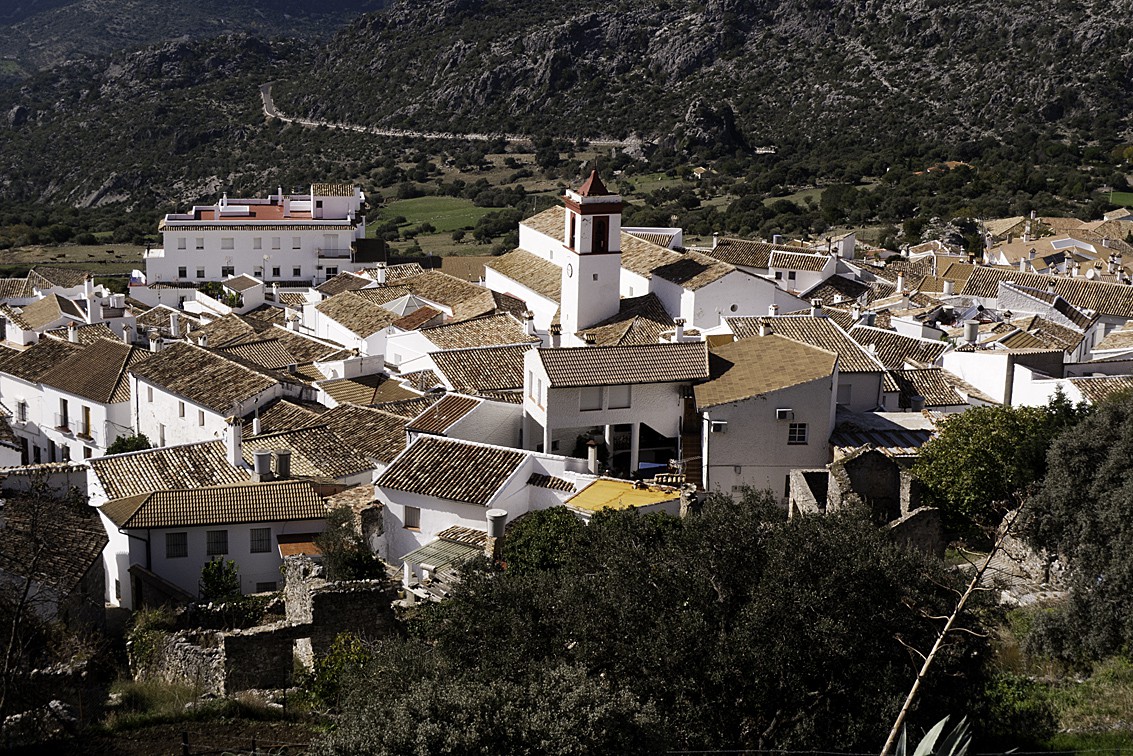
[0, 243, 143, 275]
[1108, 191, 1133, 206]
[376, 196, 493, 234]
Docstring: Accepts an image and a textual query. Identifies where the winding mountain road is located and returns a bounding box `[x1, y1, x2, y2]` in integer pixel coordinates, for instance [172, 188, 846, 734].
[259, 82, 641, 149]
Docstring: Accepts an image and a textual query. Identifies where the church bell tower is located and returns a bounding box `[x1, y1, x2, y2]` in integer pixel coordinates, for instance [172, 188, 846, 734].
[559, 170, 623, 344]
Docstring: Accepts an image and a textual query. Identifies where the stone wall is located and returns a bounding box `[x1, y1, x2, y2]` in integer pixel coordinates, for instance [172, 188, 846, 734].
[887, 507, 945, 558]
[788, 469, 828, 516]
[131, 631, 224, 696]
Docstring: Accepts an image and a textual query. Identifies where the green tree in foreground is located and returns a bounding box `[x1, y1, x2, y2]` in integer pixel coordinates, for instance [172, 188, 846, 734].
[315, 492, 990, 754]
[315, 506, 384, 581]
[913, 392, 1090, 534]
[1021, 392, 1133, 665]
[106, 433, 151, 455]
[199, 557, 241, 601]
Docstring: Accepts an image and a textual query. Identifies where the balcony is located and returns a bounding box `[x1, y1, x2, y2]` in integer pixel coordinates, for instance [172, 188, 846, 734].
[53, 413, 73, 434]
[316, 248, 353, 260]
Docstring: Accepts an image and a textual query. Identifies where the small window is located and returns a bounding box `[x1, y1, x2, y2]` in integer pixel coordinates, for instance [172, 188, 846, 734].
[404, 506, 421, 530]
[255, 581, 277, 593]
[271, 237, 281, 250]
[198, 410, 205, 427]
[166, 532, 188, 559]
[272, 267, 281, 278]
[195, 237, 204, 250]
[788, 271, 797, 281]
[206, 530, 228, 556]
[221, 237, 234, 250]
[253, 237, 262, 250]
[774, 271, 783, 280]
[592, 273, 598, 281]
[178, 401, 185, 418]
[178, 266, 187, 279]
[607, 385, 631, 409]
[580, 386, 603, 411]
[292, 267, 302, 278]
[221, 266, 235, 277]
[146, 386, 153, 402]
[710, 420, 728, 434]
[158, 423, 165, 447]
[325, 266, 338, 276]
[83, 447, 92, 459]
[115, 579, 121, 599]
[177, 238, 187, 250]
[61, 446, 70, 462]
[292, 236, 301, 250]
[196, 267, 205, 279]
[16, 401, 26, 422]
[249, 527, 272, 554]
[788, 422, 808, 445]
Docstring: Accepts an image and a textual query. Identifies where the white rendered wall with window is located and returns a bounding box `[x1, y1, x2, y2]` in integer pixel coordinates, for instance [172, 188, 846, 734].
[700, 371, 837, 503]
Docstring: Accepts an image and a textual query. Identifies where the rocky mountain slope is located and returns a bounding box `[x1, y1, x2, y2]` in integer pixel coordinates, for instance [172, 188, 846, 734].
[0, 0, 387, 80]
[274, 0, 1133, 153]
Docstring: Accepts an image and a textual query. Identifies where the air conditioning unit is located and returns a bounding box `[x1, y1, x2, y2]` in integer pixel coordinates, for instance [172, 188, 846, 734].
[775, 408, 794, 421]
[710, 420, 727, 434]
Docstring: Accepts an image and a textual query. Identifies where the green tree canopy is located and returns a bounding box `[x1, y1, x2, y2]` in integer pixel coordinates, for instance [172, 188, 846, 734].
[106, 433, 151, 455]
[912, 393, 1090, 533]
[316, 492, 989, 753]
[1021, 393, 1133, 664]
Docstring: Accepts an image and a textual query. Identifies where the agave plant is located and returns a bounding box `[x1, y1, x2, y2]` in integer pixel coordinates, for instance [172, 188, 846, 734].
[895, 716, 972, 756]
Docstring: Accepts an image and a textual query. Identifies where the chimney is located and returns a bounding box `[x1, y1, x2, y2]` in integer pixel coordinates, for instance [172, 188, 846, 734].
[1003, 310, 1013, 322]
[851, 303, 862, 321]
[768, 303, 780, 317]
[587, 439, 599, 474]
[274, 449, 291, 480]
[864, 310, 877, 327]
[522, 310, 536, 337]
[673, 318, 685, 341]
[963, 319, 979, 344]
[909, 395, 926, 413]
[149, 334, 163, 353]
[1029, 248, 1036, 260]
[758, 320, 772, 337]
[121, 323, 133, 344]
[1018, 258, 1028, 273]
[197, 333, 208, 348]
[251, 450, 273, 482]
[1047, 279, 1056, 295]
[584, 333, 597, 346]
[287, 315, 300, 332]
[895, 272, 905, 293]
[272, 282, 280, 301]
[484, 508, 507, 560]
[66, 321, 79, 343]
[83, 274, 94, 300]
[810, 299, 824, 317]
[943, 279, 955, 296]
[712, 232, 719, 249]
[900, 292, 911, 311]
[1024, 220, 1032, 243]
[772, 234, 784, 246]
[225, 417, 243, 468]
[283, 196, 291, 216]
[867, 342, 878, 356]
[1103, 237, 1111, 249]
[252, 411, 262, 436]
[169, 312, 181, 339]
[549, 323, 561, 348]
[375, 262, 388, 285]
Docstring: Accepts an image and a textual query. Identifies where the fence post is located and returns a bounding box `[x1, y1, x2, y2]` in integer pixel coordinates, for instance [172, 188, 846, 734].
[181, 730, 190, 756]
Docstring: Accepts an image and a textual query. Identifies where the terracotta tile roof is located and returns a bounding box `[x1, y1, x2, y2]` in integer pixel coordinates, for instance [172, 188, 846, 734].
[578, 170, 610, 197]
[527, 473, 575, 492]
[128, 341, 280, 413]
[0, 496, 106, 594]
[431, 344, 532, 393]
[625, 230, 678, 247]
[267, 328, 349, 364]
[420, 313, 537, 351]
[962, 267, 1133, 318]
[702, 238, 774, 268]
[99, 480, 328, 529]
[318, 403, 409, 464]
[730, 315, 884, 374]
[135, 305, 203, 335]
[247, 398, 325, 433]
[381, 263, 427, 282]
[243, 425, 369, 480]
[1069, 375, 1133, 404]
[479, 390, 524, 403]
[91, 440, 250, 501]
[0, 339, 84, 383]
[217, 338, 299, 370]
[401, 369, 443, 392]
[43, 322, 117, 345]
[395, 270, 496, 322]
[40, 339, 151, 404]
[224, 275, 262, 292]
[1005, 315, 1085, 351]
[351, 285, 414, 307]
[407, 394, 481, 434]
[578, 293, 672, 346]
[436, 525, 489, 548]
[0, 277, 34, 300]
[1095, 321, 1133, 351]
[695, 335, 837, 409]
[885, 369, 966, 408]
[28, 267, 91, 289]
[377, 436, 525, 506]
[195, 313, 271, 347]
[13, 294, 84, 330]
[315, 291, 397, 337]
[537, 342, 709, 387]
[440, 255, 492, 282]
[804, 275, 874, 305]
[311, 182, 356, 197]
[393, 305, 444, 331]
[621, 234, 734, 290]
[491, 291, 528, 318]
[849, 325, 948, 369]
[521, 206, 566, 238]
[373, 395, 441, 419]
[320, 373, 417, 406]
[486, 250, 562, 302]
[317, 272, 373, 296]
[769, 250, 830, 271]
